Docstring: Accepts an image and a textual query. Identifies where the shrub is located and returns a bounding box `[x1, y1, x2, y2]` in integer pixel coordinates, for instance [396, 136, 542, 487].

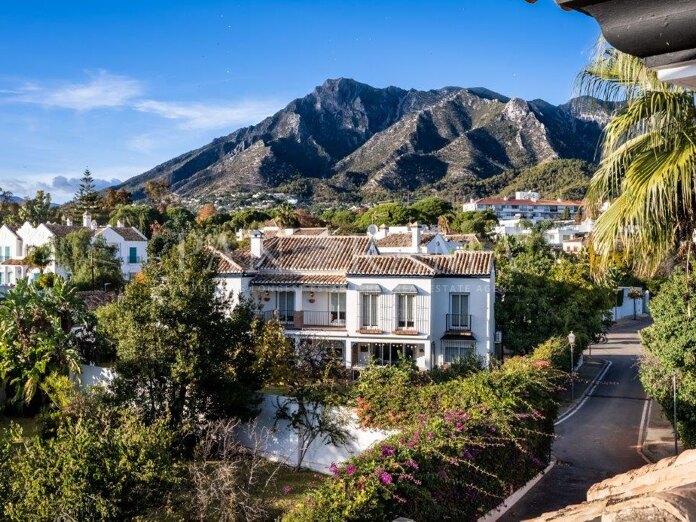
[639, 270, 696, 448]
[532, 336, 582, 372]
[286, 356, 563, 520]
[0, 408, 180, 520]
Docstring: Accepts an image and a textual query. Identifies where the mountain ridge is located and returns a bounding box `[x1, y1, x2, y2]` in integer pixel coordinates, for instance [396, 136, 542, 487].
[115, 78, 611, 202]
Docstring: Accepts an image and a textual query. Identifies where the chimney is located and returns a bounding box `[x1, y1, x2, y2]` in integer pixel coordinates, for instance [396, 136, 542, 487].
[66, 217, 73, 226]
[82, 211, 92, 228]
[410, 222, 421, 251]
[91, 220, 97, 231]
[117, 219, 125, 228]
[250, 230, 264, 258]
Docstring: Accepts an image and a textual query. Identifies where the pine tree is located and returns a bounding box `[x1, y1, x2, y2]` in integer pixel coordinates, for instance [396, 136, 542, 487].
[73, 169, 103, 219]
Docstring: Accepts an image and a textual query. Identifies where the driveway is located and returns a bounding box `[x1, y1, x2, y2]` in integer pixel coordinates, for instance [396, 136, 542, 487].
[500, 318, 651, 521]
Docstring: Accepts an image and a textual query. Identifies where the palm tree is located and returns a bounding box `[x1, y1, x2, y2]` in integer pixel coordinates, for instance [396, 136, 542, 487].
[24, 244, 52, 275]
[580, 43, 696, 277]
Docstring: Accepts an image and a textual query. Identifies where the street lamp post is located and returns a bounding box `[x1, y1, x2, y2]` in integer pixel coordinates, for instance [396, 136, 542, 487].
[568, 331, 576, 402]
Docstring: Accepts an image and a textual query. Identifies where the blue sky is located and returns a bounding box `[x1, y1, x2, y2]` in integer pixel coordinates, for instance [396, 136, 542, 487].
[0, 0, 600, 202]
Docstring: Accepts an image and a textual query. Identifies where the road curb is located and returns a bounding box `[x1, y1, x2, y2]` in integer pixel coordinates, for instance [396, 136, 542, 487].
[555, 359, 612, 426]
[477, 457, 557, 522]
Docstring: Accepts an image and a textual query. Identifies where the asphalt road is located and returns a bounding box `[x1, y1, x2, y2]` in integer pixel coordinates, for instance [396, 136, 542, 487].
[500, 318, 651, 521]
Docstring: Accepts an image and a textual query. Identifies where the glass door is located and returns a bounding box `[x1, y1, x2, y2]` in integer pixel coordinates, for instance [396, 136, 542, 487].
[276, 291, 295, 324]
[329, 292, 346, 325]
[450, 293, 469, 329]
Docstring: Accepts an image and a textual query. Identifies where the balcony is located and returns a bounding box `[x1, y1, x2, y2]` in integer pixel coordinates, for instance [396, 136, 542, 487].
[255, 310, 346, 330]
[446, 313, 472, 332]
[127, 256, 142, 264]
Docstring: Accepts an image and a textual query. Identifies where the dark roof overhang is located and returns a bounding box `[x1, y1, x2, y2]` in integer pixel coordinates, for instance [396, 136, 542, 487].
[554, 0, 696, 70]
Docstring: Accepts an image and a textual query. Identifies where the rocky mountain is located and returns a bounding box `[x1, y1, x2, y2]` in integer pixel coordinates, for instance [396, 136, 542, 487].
[116, 79, 611, 202]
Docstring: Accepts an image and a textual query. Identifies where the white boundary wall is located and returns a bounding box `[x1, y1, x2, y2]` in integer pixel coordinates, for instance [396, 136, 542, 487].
[237, 394, 392, 474]
[70, 367, 389, 474]
[610, 287, 650, 321]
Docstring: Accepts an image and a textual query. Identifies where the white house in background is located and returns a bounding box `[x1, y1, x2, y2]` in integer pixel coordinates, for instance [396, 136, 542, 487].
[492, 217, 594, 249]
[236, 225, 330, 240]
[215, 233, 496, 370]
[463, 191, 584, 222]
[0, 212, 148, 284]
[369, 223, 451, 254]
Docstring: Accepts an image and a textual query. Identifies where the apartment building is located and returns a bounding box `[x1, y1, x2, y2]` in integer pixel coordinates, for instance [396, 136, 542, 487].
[463, 191, 583, 222]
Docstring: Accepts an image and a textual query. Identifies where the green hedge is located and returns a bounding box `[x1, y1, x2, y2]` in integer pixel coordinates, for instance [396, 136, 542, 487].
[284, 355, 563, 521]
[531, 336, 582, 372]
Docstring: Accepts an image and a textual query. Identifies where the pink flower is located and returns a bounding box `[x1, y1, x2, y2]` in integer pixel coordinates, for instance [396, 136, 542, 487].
[381, 445, 395, 457]
[283, 485, 293, 494]
[346, 464, 356, 476]
[378, 471, 393, 484]
[329, 462, 339, 476]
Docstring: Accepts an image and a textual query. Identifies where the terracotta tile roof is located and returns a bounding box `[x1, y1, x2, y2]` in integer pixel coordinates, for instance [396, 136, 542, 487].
[444, 233, 480, 244]
[1, 259, 26, 266]
[419, 251, 493, 276]
[257, 236, 373, 272]
[96, 226, 147, 241]
[375, 232, 436, 248]
[472, 198, 584, 207]
[75, 290, 117, 311]
[348, 255, 437, 276]
[212, 247, 256, 273]
[44, 224, 89, 238]
[249, 274, 346, 286]
[293, 227, 329, 236]
[348, 251, 494, 277]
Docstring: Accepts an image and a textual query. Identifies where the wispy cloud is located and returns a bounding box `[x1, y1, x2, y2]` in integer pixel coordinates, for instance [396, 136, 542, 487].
[5, 70, 143, 110]
[1, 71, 281, 131]
[134, 99, 280, 130]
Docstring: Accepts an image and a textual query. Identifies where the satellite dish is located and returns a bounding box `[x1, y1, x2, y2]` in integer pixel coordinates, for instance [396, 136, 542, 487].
[367, 224, 378, 236]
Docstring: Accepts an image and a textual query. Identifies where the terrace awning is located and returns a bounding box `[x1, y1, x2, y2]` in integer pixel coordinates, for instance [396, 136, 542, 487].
[393, 284, 418, 295]
[357, 284, 382, 293]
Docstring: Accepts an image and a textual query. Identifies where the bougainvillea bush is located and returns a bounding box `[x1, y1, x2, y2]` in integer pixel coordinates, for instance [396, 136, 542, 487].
[284, 356, 563, 521]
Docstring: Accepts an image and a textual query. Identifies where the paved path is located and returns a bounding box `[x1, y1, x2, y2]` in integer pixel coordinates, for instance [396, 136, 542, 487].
[500, 319, 651, 521]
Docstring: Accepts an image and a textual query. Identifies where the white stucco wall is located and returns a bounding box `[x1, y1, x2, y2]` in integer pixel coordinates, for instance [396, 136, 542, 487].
[236, 394, 391, 474]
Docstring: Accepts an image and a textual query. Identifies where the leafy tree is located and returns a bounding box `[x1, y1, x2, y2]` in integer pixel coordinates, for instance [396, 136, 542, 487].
[354, 202, 410, 230]
[103, 188, 132, 210]
[226, 209, 272, 232]
[0, 279, 87, 409]
[321, 209, 360, 234]
[640, 271, 696, 448]
[53, 230, 124, 290]
[18, 191, 56, 226]
[73, 169, 103, 217]
[108, 204, 160, 237]
[100, 237, 269, 427]
[144, 179, 174, 211]
[24, 244, 52, 274]
[0, 407, 179, 520]
[581, 45, 696, 276]
[0, 188, 21, 226]
[195, 203, 218, 225]
[408, 197, 453, 225]
[450, 210, 498, 238]
[274, 202, 299, 228]
[495, 234, 612, 353]
[274, 338, 351, 470]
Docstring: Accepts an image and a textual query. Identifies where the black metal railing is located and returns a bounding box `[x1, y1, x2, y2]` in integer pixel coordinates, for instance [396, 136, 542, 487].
[302, 310, 346, 328]
[446, 313, 472, 331]
[257, 309, 296, 326]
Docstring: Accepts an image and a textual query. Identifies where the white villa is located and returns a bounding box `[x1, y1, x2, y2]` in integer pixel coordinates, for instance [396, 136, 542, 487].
[463, 190, 584, 222]
[215, 230, 496, 371]
[0, 212, 148, 285]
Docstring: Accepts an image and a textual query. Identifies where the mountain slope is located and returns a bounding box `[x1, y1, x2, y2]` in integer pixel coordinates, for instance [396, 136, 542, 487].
[116, 79, 610, 201]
